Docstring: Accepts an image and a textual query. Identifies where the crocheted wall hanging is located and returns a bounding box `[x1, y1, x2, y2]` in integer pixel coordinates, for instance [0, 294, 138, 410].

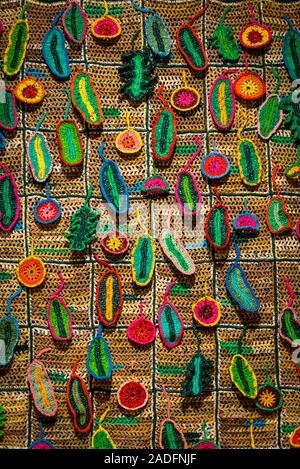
[279, 277, 300, 347]
[129, 0, 171, 58]
[70, 69, 104, 125]
[29, 420, 55, 449]
[192, 282, 221, 327]
[86, 326, 113, 380]
[117, 378, 148, 411]
[226, 243, 260, 313]
[200, 140, 231, 180]
[131, 208, 155, 286]
[257, 66, 283, 141]
[0, 285, 23, 367]
[3, 3, 30, 76]
[42, 8, 70, 80]
[14, 76, 45, 105]
[115, 111, 143, 155]
[255, 364, 283, 413]
[91, 0, 121, 40]
[0, 163, 20, 232]
[282, 16, 300, 81]
[176, 4, 209, 72]
[159, 385, 187, 449]
[175, 135, 202, 216]
[239, 3, 272, 50]
[266, 166, 292, 234]
[46, 273, 73, 341]
[280, 91, 300, 143]
[17, 237, 46, 288]
[170, 70, 200, 112]
[99, 143, 129, 215]
[62, 0, 87, 45]
[193, 420, 220, 449]
[286, 149, 300, 179]
[0, 405, 5, 439]
[237, 110, 262, 187]
[127, 301, 156, 346]
[158, 279, 184, 349]
[141, 165, 170, 196]
[152, 84, 176, 162]
[205, 186, 231, 250]
[0, 85, 18, 131]
[91, 408, 117, 449]
[56, 88, 84, 167]
[211, 6, 239, 62]
[233, 54, 266, 101]
[181, 327, 213, 397]
[66, 357, 93, 433]
[27, 111, 53, 183]
[100, 229, 129, 256]
[65, 185, 99, 251]
[34, 183, 62, 225]
[232, 198, 260, 235]
[27, 348, 58, 417]
[209, 70, 236, 131]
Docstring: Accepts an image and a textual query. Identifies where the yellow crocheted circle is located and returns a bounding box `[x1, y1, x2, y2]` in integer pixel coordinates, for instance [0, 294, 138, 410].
[14, 77, 45, 104]
[115, 129, 143, 154]
[17, 255, 46, 288]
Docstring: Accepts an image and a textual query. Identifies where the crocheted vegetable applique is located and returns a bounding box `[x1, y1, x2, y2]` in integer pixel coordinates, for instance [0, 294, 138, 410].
[42, 8, 70, 80]
[14, 77, 45, 105]
[279, 277, 300, 347]
[286, 148, 300, 179]
[280, 90, 300, 143]
[0, 406, 6, 439]
[226, 243, 260, 313]
[46, 273, 73, 341]
[290, 427, 300, 449]
[170, 70, 200, 112]
[258, 67, 283, 141]
[71, 69, 104, 125]
[282, 16, 300, 81]
[0, 285, 23, 367]
[56, 88, 84, 167]
[0, 163, 20, 232]
[193, 420, 220, 449]
[159, 385, 187, 449]
[205, 186, 230, 250]
[209, 70, 237, 131]
[99, 143, 129, 215]
[181, 327, 213, 397]
[200, 140, 231, 180]
[65, 185, 99, 251]
[193, 282, 221, 327]
[92, 408, 117, 449]
[86, 326, 112, 380]
[66, 357, 93, 433]
[117, 380, 148, 411]
[236, 110, 262, 187]
[141, 166, 170, 196]
[255, 364, 283, 413]
[3, 3, 30, 76]
[27, 111, 53, 183]
[34, 183, 62, 225]
[17, 237, 46, 288]
[29, 420, 55, 449]
[0, 84, 18, 131]
[100, 229, 129, 256]
[62, 0, 87, 45]
[232, 198, 260, 236]
[127, 301, 156, 346]
[233, 53, 266, 101]
[266, 166, 292, 234]
[239, 3, 272, 50]
[115, 111, 143, 155]
[211, 6, 239, 62]
[131, 208, 155, 287]
[175, 135, 202, 217]
[158, 279, 184, 349]
[152, 84, 176, 162]
[91, 0, 121, 40]
[27, 348, 58, 417]
[176, 4, 209, 72]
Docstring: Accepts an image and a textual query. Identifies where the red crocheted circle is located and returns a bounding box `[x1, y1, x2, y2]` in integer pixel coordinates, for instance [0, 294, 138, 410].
[117, 381, 147, 410]
[127, 317, 156, 345]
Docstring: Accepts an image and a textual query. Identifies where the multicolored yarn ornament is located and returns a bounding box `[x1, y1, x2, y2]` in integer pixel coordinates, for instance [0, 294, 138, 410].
[29, 420, 55, 449]
[233, 54, 266, 101]
[100, 229, 129, 256]
[0, 285, 23, 367]
[131, 208, 155, 287]
[0, 85, 18, 131]
[115, 111, 143, 155]
[152, 84, 176, 162]
[159, 385, 187, 449]
[226, 243, 260, 313]
[237, 109, 262, 187]
[279, 277, 300, 347]
[170, 70, 200, 112]
[86, 326, 113, 380]
[62, 0, 87, 45]
[14, 77, 45, 105]
[91, 408, 117, 449]
[258, 66, 283, 141]
[209, 70, 237, 131]
[117, 379, 148, 411]
[71, 69, 104, 125]
[127, 301, 156, 346]
[280, 91, 300, 143]
[200, 139, 231, 180]
[255, 364, 283, 413]
[56, 88, 84, 167]
[27, 347, 58, 417]
[91, 0, 121, 40]
[46, 273, 73, 341]
[34, 183, 62, 225]
[99, 142, 129, 215]
[141, 166, 170, 196]
[239, 3, 272, 50]
[158, 279, 184, 349]
[211, 6, 239, 62]
[0, 405, 6, 439]
[17, 237, 46, 288]
[66, 357, 93, 433]
[193, 420, 220, 449]
[176, 4, 209, 72]
[193, 282, 221, 327]
[232, 198, 260, 235]
[3, 3, 30, 76]
[175, 135, 202, 216]
[266, 166, 292, 234]
[282, 16, 300, 81]
[0, 163, 20, 232]
[27, 111, 53, 183]
[42, 8, 70, 80]
[205, 186, 231, 250]
[65, 185, 99, 251]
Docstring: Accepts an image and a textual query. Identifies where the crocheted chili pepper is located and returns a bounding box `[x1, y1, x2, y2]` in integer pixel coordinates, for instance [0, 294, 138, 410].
[158, 279, 184, 349]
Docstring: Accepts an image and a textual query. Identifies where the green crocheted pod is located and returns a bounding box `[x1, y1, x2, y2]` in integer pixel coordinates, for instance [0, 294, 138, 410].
[65, 201, 99, 251]
[27, 133, 53, 183]
[258, 94, 283, 140]
[62, 0, 87, 44]
[86, 332, 112, 380]
[160, 232, 195, 275]
[119, 50, 156, 102]
[160, 420, 186, 449]
[181, 352, 213, 397]
[0, 316, 18, 366]
[230, 354, 258, 399]
[280, 307, 300, 344]
[71, 71, 104, 125]
[92, 428, 116, 449]
[67, 375, 92, 432]
[177, 26, 207, 70]
[211, 8, 239, 61]
[56, 120, 83, 166]
[0, 89, 18, 131]
[206, 205, 230, 249]
[266, 196, 292, 234]
[282, 17, 300, 81]
[237, 139, 261, 186]
[132, 235, 155, 286]
[4, 19, 29, 76]
[152, 109, 176, 161]
[48, 298, 72, 340]
[209, 76, 235, 129]
[146, 14, 171, 57]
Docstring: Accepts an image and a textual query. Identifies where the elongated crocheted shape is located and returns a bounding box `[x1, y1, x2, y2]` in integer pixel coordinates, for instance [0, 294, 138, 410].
[158, 280, 184, 349]
[282, 16, 300, 81]
[86, 326, 113, 380]
[211, 7, 239, 61]
[66, 358, 93, 433]
[62, 0, 87, 45]
[42, 9, 70, 79]
[0, 87, 18, 131]
[0, 164, 20, 232]
[46, 273, 73, 341]
[3, 4, 30, 76]
[71, 70, 104, 125]
[205, 187, 230, 249]
[209, 70, 236, 130]
[0, 286, 23, 367]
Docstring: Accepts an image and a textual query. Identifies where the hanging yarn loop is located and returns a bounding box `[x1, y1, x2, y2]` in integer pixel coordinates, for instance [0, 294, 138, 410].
[188, 3, 209, 27]
[6, 285, 23, 316]
[183, 135, 202, 171]
[237, 108, 247, 140]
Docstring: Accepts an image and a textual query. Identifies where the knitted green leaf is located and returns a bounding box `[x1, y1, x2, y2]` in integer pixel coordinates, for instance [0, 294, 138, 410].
[280, 93, 300, 142]
[211, 7, 239, 62]
[119, 49, 156, 102]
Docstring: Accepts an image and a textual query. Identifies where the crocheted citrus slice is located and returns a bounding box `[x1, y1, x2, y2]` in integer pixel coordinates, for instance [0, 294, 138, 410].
[0, 164, 20, 232]
[290, 427, 300, 448]
[95, 255, 123, 326]
[141, 173, 170, 195]
[91, 1, 121, 40]
[232, 199, 260, 235]
[115, 112, 142, 155]
[152, 85, 176, 161]
[234, 72, 266, 101]
[66, 358, 93, 433]
[3, 4, 30, 76]
[282, 16, 300, 81]
[86, 326, 113, 380]
[62, 0, 87, 44]
[17, 255, 46, 288]
[14, 77, 45, 105]
[117, 381, 148, 411]
[255, 366, 283, 413]
[34, 184, 62, 225]
[42, 9, 70, 79]
[46, 273, 73, 341]
[100, 230, 129, 255]
[0, 87, 18, 131]
[0, 286, 23, 367]
[205, 187, 230, 250]
[230, 354, 257, 399]
[158, 280, 184, 349]
[170, 71, 200, 112]
[209, 70, 236, 130]
[92, 408, 117, 449]
[240, 4, 272, 49]
[193, 296, 221, 327]
[127, 302, 156, 346]
[200, 142, 230, 180]
[71, 70, 104, 126]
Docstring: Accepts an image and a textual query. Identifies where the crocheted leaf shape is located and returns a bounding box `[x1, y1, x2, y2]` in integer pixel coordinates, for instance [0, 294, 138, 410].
[280, 93, 300, 143]
[237, 139, 262, 186]
[0, 406, 6, 438]
[0, 87, 18, 131]
[258, 94, 283, 140]
[158, 303, 183, 349]
[181, 352, 213, 397]
[211, 7, 239, 61]
[266, 196, 292, 234]
[209, 72, 236, 130]
[62, 0, 87, 45]
[46, 274, 73, 341]
[119, 50, 156, 102]
[3, 4, 30, 76]
[42, 9, 70, 79]
[95, 261, 123, 326]
[92, 409, 117, 449]
[230, 354, 258, 399]
[86, 326, 113, 380]
[279, 307, 300, 346]
[132, 235, 155, 286]
[205, 190, 230, 249]
[0, 316, 18, 367]
[160, 419, 187, 449]
[0, 164, 20, 232]
[67, 360, 93, 433]
[71, 70, 104, 126]
[282, 16, 300, 81]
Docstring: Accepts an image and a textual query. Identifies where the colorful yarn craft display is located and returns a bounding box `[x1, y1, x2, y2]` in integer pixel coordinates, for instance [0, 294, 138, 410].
[279, 277, 300, 347]
[0, 286, 23, 367]
[141, 166, 170, 196]
[71, 70, 104, 125]
[233, 53, 266, 101]
[91, 0, 121, 40]
[255, 364, 283, 413]
[282, 16, 300, 81]
[117, 379, 148, 411]
[232, 198, 260, 236]
[0, 85, 18, 131]
[100, 230, 129, 256]
[29, 421, 55, 449]
[193, 420, 220, 449]
[193, 281, 221, 327]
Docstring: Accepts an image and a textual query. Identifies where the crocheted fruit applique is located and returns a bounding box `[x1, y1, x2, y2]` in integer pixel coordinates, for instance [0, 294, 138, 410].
[100, 229, 129, 256]
[99, 143, 129, 215]
[279, 277, 300, 347]
[62, 0, 87, 45]
[66, 358, 93, 433]
[86, 326, 113, 380]
[91, 0, 121, 40]
[14, 77, 45, 105]
[176, 4, 209, 72]
[226, 243, 260, 313]
[257, 67, 283, 141]
[193, 283, 221, 327]
[0, 85, 18, 131]
[127, 301, 156, 346]
[233, 54, 266, 101]
[141, 166, 170, 196]
[170, 71, 200, 112]
[158, 279, 184, 349]
[92, 408, 117, 449]
[280, 91, 300, 143]
[255, 364, 283, 413]
[115, 111, 143, 155]
[159, 385, 187, 449]
[152, 84, 176, 162]
[232, 198, 260, 236]
[65, 185, 99, 251]
[181, 327, 213, 397]
[205, 186, 230, 250]
[240, 3, 272, 50]
[17, 238, 46, 288]
[266, 166, 292, 235]
[27, 111, 53, 183]
[56, 88, 84, 167]
[42, 8, 70, 80]
[131, 208, 155, 287]
[209, 70, 237, 131]
[175, 135, 202, 217]
[0, 285, 23, 367]
[290, 427, 300, 448]
[46, 273, 73, 341]
[286, 150, 300, 180]
[117, 380, 148, 411]
[3, 3, 30, 76]
[211, 6, 239, 62]
[193, 420, 220, 449]
[0, 164, 20, 232]
[27, 348, 58, 417]
[34, 183, 62, 225]
[200, 140, 231, 180]
[71, 69, 104, 125]
[282, 16, 300, 81]
[237, 110, 262, 187]
[29, 420, 55, 449]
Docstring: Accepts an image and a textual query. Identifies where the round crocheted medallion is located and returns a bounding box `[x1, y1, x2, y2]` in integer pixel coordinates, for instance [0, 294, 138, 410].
[17, 255, 46, 288]
[117, 381, 148, 411]
[234, 72, 266, 101]
[255, 384, 283, 412]
[170, 86, 200, 112]
[240, 24, 272, 49]
[127, 316, 156, 346]
[193, 296, 221, 327]
[100, 230, 129, 255]
[34, 198, 62, 225]
[14, 77, 45, 105]
[91, 17, 121, 39]
[200, 152, 230, 180]
[115, 129, 142, 154]
[290, 427, 300, 448]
